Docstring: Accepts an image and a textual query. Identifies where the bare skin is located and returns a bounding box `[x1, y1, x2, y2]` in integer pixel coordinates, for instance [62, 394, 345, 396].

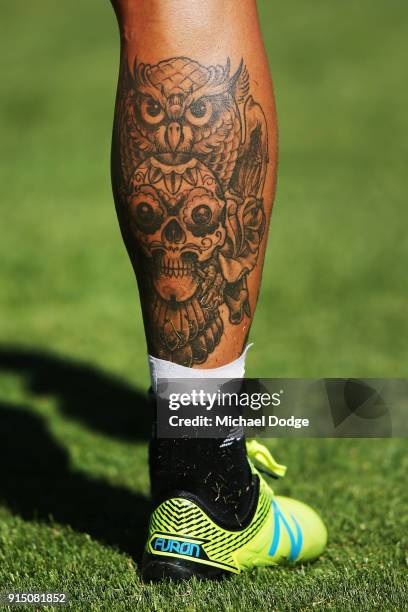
[110, 0, 278, 368]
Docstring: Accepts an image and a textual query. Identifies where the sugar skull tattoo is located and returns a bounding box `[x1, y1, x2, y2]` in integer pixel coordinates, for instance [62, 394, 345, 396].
[116, 57, 269, 366]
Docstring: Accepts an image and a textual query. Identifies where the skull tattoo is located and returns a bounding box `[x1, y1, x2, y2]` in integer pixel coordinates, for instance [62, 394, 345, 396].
[118, 57, 269, 366]
[129, 157, 227, 304]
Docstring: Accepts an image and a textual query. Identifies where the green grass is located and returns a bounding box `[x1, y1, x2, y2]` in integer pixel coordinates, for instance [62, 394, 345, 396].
[0, 0, 407, 609]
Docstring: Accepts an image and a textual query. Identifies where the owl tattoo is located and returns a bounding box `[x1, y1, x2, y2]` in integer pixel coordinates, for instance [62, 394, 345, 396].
[117, 57, 269, 366]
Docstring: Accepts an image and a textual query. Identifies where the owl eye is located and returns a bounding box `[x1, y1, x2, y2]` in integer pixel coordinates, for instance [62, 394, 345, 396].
[190, 100, 207, 118]
[146, 98, 162, 117]
[140, 97, 165, 125]
[186, 98, 213, 126]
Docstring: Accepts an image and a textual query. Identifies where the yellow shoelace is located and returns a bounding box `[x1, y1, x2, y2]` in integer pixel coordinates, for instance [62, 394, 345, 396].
[246, 439, 287, 479]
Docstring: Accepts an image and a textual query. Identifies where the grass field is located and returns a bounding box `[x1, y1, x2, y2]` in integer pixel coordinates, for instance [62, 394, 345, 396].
[1, 1, 407, 610]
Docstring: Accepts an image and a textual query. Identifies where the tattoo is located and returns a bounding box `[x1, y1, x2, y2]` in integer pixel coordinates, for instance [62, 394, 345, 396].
[116, 57, 268, 366]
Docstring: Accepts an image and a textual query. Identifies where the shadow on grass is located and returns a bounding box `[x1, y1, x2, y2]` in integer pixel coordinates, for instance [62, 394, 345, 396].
[0, 401, 150, 561]
[0, 346, 153, 560]
[0, 345, 151, 441]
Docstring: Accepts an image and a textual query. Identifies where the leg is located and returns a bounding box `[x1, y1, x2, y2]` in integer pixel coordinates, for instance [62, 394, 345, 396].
[110, 0, 277, 369]
[109, 0, 326, 581]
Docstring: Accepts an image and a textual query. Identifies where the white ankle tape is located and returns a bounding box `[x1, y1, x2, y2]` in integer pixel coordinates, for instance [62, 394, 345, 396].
[148, 344, 253, 393]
